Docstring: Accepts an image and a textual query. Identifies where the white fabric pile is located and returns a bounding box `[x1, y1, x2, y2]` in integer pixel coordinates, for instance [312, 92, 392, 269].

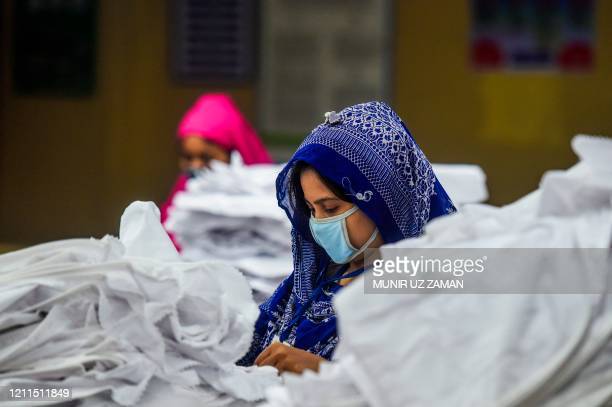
[0, 201, 279, 406]
[164, 153, 293, 300]
[261, 134, 612, 407]
[432, 163, 488, 204]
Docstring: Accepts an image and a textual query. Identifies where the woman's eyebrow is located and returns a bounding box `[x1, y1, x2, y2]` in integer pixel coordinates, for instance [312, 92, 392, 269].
[313, 197, 339, 205]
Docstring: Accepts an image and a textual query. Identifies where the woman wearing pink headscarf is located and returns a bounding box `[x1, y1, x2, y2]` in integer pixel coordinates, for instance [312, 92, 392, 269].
[161, 93, 273, 248]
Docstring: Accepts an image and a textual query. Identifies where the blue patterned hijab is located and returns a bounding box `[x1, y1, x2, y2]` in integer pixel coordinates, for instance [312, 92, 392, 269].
[238, 101, 456, 365]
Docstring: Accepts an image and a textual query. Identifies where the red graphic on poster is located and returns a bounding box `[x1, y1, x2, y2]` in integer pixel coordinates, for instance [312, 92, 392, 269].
[471, 0, 595, 71]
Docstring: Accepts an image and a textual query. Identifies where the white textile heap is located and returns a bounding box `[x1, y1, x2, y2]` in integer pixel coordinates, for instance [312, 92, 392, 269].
[164, 153, 293, 300]
[262, 134, 612, 407]
[432, 163, 488, 205]
[0, 201, 279, 406]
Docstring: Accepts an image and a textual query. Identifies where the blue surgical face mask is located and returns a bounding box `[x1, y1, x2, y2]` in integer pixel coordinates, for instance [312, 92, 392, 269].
[309, 205, 379, 264]
[184, 167, 207, 179]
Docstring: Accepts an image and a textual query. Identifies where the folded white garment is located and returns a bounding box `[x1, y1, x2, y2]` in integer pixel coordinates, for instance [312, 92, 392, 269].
[572, 134, 612, 176]
[537, 136, 612, 218]
[119, 201, 180, 262]
[432, 163, 489, 204]
[78, 377, 251, 407]
[261, 355, 368, 407]
[172, 193, 287, 221]
[174, 213, 290, 260]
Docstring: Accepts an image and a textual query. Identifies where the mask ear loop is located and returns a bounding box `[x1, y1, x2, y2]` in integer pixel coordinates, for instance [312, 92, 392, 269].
[343, 226, 379, 263]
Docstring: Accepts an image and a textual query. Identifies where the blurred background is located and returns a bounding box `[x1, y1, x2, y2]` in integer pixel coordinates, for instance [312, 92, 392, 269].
[1, 0, 611, 249]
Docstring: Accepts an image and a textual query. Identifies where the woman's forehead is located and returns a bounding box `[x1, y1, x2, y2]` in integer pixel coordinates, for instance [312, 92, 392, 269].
[300, 169, 336, 199]
[181, 136, 206, 151]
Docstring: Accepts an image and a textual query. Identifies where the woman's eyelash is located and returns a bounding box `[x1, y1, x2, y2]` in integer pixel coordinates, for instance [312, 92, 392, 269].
[306, 206, 337, 214]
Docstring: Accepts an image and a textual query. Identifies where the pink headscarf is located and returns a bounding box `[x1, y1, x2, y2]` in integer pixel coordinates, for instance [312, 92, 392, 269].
[161, 93, 273, 249]
[177, 93, 272, 164]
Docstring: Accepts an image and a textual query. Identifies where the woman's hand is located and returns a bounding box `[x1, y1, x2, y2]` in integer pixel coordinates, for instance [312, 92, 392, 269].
[254, 342, 325, 374]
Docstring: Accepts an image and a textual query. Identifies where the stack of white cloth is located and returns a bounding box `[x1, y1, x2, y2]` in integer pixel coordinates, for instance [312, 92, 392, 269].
[0, 201, 279, 406]
[165, 152, 489, 300]
[261, 134, 612, 407]
[432, 163, 488, 205]
[164, 153, 293, 300]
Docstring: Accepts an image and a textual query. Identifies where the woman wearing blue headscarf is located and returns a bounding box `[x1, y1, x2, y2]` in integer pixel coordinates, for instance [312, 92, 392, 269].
[238, 101, 456, 373]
